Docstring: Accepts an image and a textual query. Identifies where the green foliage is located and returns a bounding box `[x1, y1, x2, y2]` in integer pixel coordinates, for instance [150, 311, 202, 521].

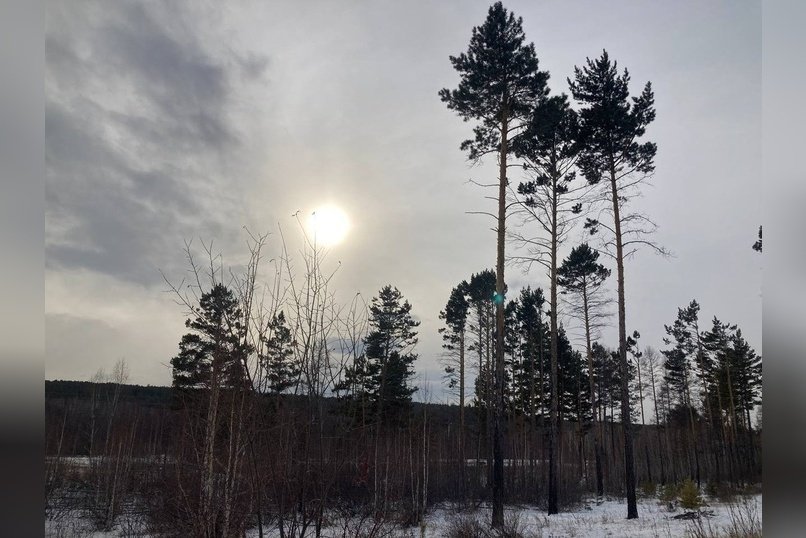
[510, 286, 546, 416]
[514, 94, 581, 220]
[659, 482, 679, 508]
[640, 481, 657, 498]
[261, 311, 298, 394]
[464, 270, 498, 410]
[335, 285, 419, 424]
[557, 244, 610, 294]
[590, 342, 638, 422]
[439, 281, 470, 394]
[439, 1, 548, 162]
[170, 283, 251, 392]
[661, 300, 702, 409]
[679, 479, 703, 510]
[45, 380, 173, 405]
[700, 317, 762, 432]
[441, 282, 470, 343]
[498, 285, 592, 421]
[556, 326, 590, 421]
[569, 50, 657, 187]
[726, 330, 763, 421]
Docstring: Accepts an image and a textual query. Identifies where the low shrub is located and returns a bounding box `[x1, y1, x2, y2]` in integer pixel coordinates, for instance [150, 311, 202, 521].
[686, 495, 761, 538]
[679, 479, 703, 511]
[640, 481, 657, 498]
[659, 482, 679, 510]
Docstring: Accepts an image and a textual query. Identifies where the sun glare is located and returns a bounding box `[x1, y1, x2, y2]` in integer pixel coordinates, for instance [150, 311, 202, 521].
[308, 205, 350, 247]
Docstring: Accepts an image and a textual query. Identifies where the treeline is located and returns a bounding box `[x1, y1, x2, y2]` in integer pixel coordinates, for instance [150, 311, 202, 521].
[436, 271, 761, 501]
[46, 380, 173, 406]
[45, 257, 760, 537]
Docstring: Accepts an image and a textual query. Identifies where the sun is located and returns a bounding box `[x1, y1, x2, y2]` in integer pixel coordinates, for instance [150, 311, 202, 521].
[307, 205, 350, 247]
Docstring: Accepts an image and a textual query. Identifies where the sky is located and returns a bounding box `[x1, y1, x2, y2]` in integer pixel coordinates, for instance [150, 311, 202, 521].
[45, 0, 761, 401]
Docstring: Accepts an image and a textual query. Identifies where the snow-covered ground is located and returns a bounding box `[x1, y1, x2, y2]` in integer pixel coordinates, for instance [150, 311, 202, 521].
[46, 494, 761, 537]
[415, 495, 762, 537]
[242, 495, 761, 538]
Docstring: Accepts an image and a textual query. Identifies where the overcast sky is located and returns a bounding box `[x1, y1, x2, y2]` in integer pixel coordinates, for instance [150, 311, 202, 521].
[45, 0, 761, 399]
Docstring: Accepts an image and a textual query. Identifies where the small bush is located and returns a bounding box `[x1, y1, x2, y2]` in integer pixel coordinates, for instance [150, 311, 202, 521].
[444, 510, 534, 538]
[444, 513, 489, 538]
[659, 482, 679, 510]
[679, 479, 703, 511]
[723, 496, 762, 538]
[707, 481, 743, 503]
[498, 511, 529, 538]
[640, 481, 657, 498]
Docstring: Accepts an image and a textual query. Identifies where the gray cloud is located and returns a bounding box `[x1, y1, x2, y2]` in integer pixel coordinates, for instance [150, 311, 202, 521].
[46, 0, 761, 395]
[46, 0, 267, 285]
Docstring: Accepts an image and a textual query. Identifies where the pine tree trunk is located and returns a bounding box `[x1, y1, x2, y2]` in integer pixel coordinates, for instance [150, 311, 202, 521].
[548, 165, 560, 515]
[491, 105, 508, 528]
[694, 326, 718, 484]
[609, 159, 638, 519]
[648, 365, 665, 484]
[582, 283, 604, 498]
[459, 331, 466, 498]
[682, 364, 701, 486]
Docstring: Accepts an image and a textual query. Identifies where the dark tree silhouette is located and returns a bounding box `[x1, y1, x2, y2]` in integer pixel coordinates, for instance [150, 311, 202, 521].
[440, 3, 548, 524]
[569, 50, 659, 519]
[661, 301, 703, 485]
[512, 286, 547, 419]
[752, 226, 762, 252]
[463, 270, 498, 488]
[512, 92, 583, 514]
[261, 311, 298, 396]
[171, 283, 251, 392]
[558, 243, 611, 496]
[336, 285, 419, 425]
[702, 317, 762, 476]
[439, 280, 471, 494]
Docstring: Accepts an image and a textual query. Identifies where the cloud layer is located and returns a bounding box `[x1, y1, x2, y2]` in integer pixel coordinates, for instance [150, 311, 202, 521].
[46, 1, 761, 394]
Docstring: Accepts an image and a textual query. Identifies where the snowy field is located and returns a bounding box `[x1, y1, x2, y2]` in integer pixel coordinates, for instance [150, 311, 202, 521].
[46, 494, 761, 537]
[408, 495, 763, 538]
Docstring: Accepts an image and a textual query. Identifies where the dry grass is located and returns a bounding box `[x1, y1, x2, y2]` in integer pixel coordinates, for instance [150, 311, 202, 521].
[443, 510, 537, 538]
[686, 496, 761, 538]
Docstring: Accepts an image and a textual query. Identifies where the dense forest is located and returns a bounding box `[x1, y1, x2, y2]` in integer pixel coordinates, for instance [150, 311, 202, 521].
[44, 3, 761, 537]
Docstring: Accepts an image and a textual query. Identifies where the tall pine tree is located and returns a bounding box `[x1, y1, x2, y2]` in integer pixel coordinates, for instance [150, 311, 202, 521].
[513, 92, 582, 514]
[440, 3, 548, 524]
[569, 51, 658, 518]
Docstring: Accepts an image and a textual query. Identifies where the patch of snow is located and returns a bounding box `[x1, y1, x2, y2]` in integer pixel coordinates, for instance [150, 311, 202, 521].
[242, 495, 761, 537]
[46, 494, 761, 537]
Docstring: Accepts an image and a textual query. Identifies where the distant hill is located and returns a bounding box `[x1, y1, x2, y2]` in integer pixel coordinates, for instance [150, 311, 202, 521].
[46, 379, 174, 406]
[45, 380, 460, 421]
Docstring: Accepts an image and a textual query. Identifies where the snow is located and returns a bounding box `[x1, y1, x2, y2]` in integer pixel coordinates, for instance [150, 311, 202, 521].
[45, 494, 761, 537]
[243, 495, 762, 538]
[417, 495, 762, 537]
[47, 455, 175, 467]
[45, 518, 122, 538]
